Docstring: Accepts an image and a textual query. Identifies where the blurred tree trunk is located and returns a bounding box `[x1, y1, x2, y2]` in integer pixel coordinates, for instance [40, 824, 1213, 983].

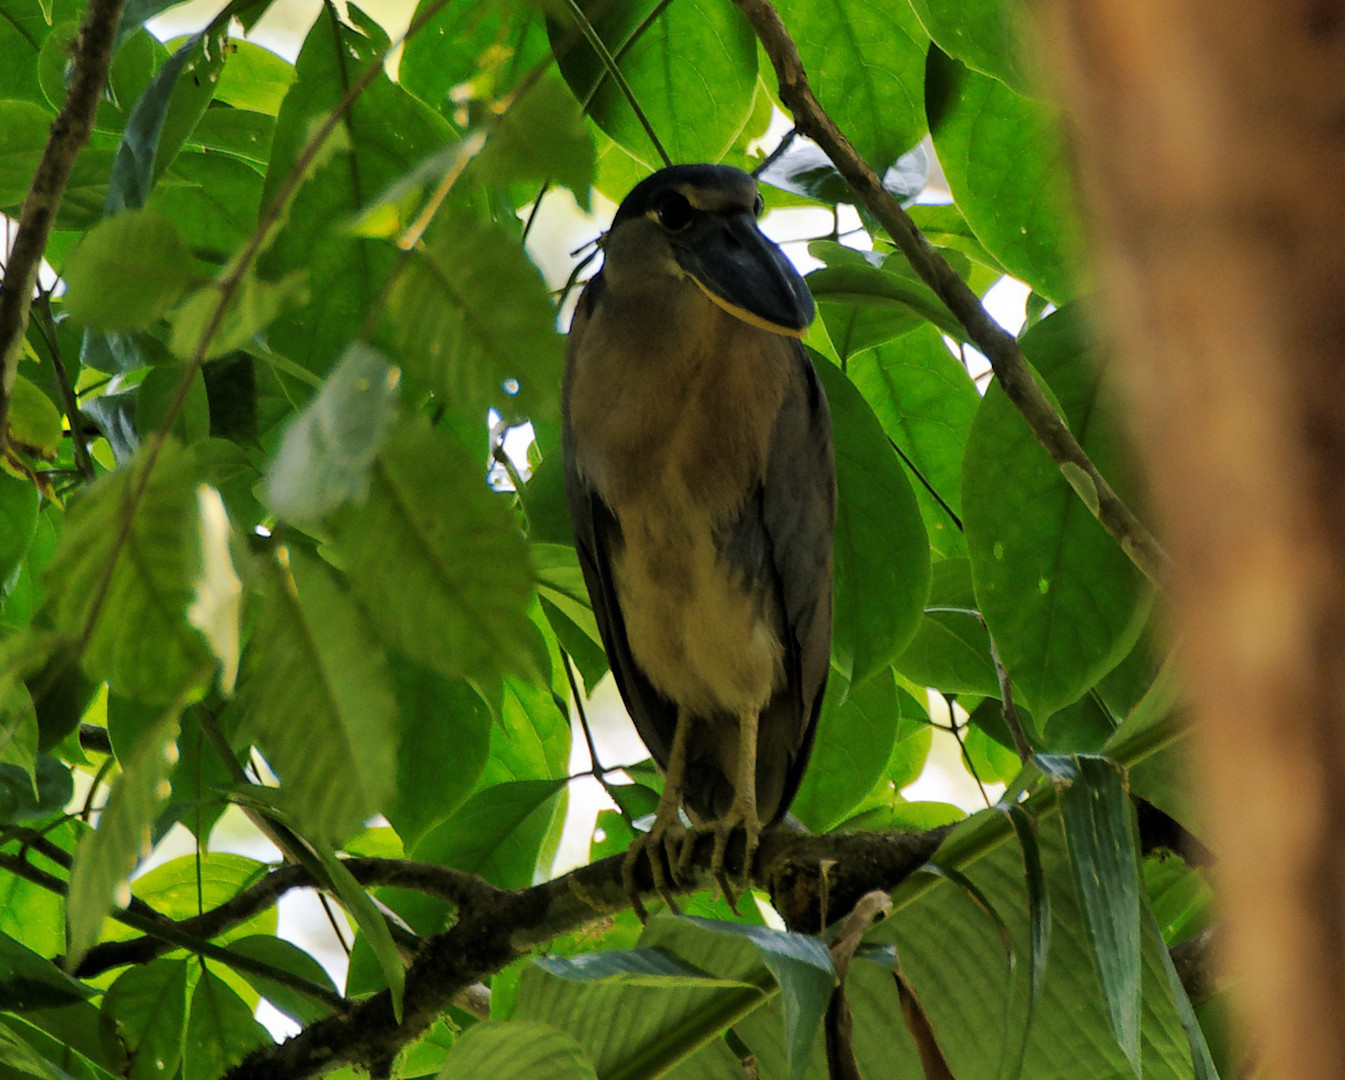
[1045, 2, 1345, 1076]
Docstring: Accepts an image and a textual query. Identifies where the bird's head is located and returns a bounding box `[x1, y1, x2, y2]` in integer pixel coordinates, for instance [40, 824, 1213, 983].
[600, 164, 814, 338]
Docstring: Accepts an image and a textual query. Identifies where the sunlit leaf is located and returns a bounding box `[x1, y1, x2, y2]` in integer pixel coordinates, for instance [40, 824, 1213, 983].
[436, 1020, 597, 1080]
[181, 969, 269, 1080]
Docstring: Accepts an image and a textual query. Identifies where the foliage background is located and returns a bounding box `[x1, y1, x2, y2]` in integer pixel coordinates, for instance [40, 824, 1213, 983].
[0, 0, 1220, 1077]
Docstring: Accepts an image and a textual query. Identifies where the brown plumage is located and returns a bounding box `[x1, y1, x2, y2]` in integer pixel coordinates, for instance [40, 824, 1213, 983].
[562, 164, 835, 912]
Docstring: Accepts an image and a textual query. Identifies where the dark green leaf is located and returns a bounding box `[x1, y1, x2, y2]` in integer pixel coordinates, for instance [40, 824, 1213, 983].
[181, 969, 269, 1080]
[333, 416, 539, 685]
[773, 0, 929, 166]
[927, 50, 1081, 301]
[1147, 909, 1221, 1080]
[1038, 753, 1142, 1074]
[414, 779, 566, 890]
[0, 99, 50, 207]
[0, 472, 40, 601]
[474, 74, 595, 208]
[388, 208, 563, 428]
[386, 659, 493, 850]
[42, 440, 210, 701]
[225, 935, 339, 1026]
[148, 150, 265, 260]
[1003, 804, 1050, 1080]
[550, 0, 757, 166]
[816, 358, 930, 684]
[0, 755, 74, 825]
[962, 306, 1150, 718]
[894, 558, 998, 697]
[436, 1020, 597, 1080]
[135, 364, 209, 445]
[246, 550, 397, 843]
[101, 959, 189, 1080]
[61, 210, 202, 332]
[0, 931, 93, 1010]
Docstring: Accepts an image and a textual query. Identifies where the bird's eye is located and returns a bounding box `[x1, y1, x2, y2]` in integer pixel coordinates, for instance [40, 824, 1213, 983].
[752, 194, 765, 218]
[655, 192, 694, 231]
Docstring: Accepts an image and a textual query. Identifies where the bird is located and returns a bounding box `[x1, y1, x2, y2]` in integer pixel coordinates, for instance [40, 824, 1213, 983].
[561, 163, 836, 916]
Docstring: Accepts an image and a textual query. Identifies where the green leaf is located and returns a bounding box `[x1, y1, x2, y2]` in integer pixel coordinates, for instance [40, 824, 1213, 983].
[0, 99, 50, 207]
[215, 39, 295, 115]
[0, 471, 41, 586]
[773, 0, 929, 166]
[0, 659, 38, 775]
[386, 659, 493, 850]
[263, 342, 401, 527]
[65, 697, 182, 967]
[332, 416, 539, 686]
[135, 364, 209, 445]
[533, 542, 608, 692]
[7, 375, 63, 459]
[1147, 910, 1221, 1080]
[61, 210, 201, 332]
[927, 50, 1081, 301]
[1003, 804, 1051, 1080]
[168, 272, 308, 361]
[224, 935, 339, 1026]
[259, 6, 453, 375]
[962, 305, 1150, 718]
[474, 74, 595, 208]
[816, 358, 930, 684]
[549, 0, 757, 166]
[101, 959, 189, 1080]
[130, 852, 269, 932]
[791, 668, 902, 832]
[246, 549, 397, 843]
[1038, 754, 1142, 1074]
[436, 1020, 597, 1080]
[0, 931, 93, 1010]
[399, 0, 546, 108]
[181, 969, 269, 1080]
[42, 440, 211, 702]
[148, 149, 264, 261]
[906, 0, 1034, 93]
[894, 558, 998, 697]
[388, 208, 563, 427]
[414, 779, 566, 890]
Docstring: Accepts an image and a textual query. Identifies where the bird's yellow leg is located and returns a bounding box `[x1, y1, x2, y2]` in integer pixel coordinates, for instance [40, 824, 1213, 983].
[623, 708, 692, 922]
[679, 709, 761, 912]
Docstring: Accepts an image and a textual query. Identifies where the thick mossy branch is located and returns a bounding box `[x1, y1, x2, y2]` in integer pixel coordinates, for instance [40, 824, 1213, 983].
[730, 0, 1171, 589]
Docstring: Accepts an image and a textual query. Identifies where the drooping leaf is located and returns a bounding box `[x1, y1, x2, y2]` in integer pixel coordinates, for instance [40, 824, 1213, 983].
[436, 1020, 597, 1080]
[332, 416, 539, 686]
[388, 208, 563, 428]
[773, 0, 929, 166]
[549, 0, 757, 166]
[927, 49, 1082, 302]
[1038, 754, 1142, 1074]
[816, 358, 930, 684]
[65, 698, 183, 967]
[246, 550, 398, 843]
[0, 931, 94, 1011]
[61, 210, 202, 332]
[962, 305, 1150, 718]
[42, 439, 210, 701]
[181, 969, 269, 1080]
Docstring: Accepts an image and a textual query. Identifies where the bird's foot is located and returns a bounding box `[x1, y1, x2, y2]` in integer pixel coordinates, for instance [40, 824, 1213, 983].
[677, 804, 762, 915]
[622, 813, 687, 922]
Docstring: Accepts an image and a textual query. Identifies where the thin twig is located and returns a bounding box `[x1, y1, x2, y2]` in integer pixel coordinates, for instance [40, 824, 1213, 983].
[31, 292, 96, 482]
[732, 0, 1171, 590]
[0, 0, 126, 458]
[987, 632, 1033, 763]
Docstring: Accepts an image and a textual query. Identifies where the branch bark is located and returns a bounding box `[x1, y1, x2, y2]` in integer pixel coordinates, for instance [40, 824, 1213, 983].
[0, 0, 126, 457]
[730, 0, 1171, 590]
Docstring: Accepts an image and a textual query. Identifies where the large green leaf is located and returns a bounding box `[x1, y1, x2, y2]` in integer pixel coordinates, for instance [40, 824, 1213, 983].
[816, 358, 930, 684]
[773, 0, 929, 166]
[927, 50, 1082, 302]
[387, 208, 563, 428]
[400, 0, 546, 109]
[961, 305, 1150, 718]
[906, 0, 1034, 94]
[791, 668, 903, 832]
[436, 1020, 597, 1080]
[333, 416, 538, 686]
[1039, 754, 1142, 1074]
[0, 99, 49, 208]
[225, 935, 340, 1026]
[42, 440, 210, 701]
[259, 5, 453, 375]
[473, 73, 596, 208]
[246, 550, 398, 843]
[215, 39, 295, 115]
[101, 959, 190, 1080]
[181, 969, 269, 1080]
[0, 931, 93, 1011]
[549, 0, 757, 166]
[893, 558, 998, 697]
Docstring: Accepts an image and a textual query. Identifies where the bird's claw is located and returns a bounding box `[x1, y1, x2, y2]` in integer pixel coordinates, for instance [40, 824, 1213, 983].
[676, 808, 762, 914]
[623, 818, 687, 922]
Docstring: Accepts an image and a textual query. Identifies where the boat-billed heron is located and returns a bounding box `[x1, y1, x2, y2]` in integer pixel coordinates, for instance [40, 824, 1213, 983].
[562, 164, 835, 914]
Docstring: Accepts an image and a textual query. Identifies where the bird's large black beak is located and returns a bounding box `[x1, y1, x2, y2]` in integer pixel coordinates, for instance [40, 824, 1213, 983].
[674, 214, 814, 337]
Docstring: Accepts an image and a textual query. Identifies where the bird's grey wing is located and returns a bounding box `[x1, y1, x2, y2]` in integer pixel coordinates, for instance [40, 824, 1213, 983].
[750, 339, 836, 821]
[562, 277, 680, 770]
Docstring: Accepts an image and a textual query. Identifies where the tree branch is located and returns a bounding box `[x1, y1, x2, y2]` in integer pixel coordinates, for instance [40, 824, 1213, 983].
[0, 0, 126, 457]
[731, 0, 1171, 590]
